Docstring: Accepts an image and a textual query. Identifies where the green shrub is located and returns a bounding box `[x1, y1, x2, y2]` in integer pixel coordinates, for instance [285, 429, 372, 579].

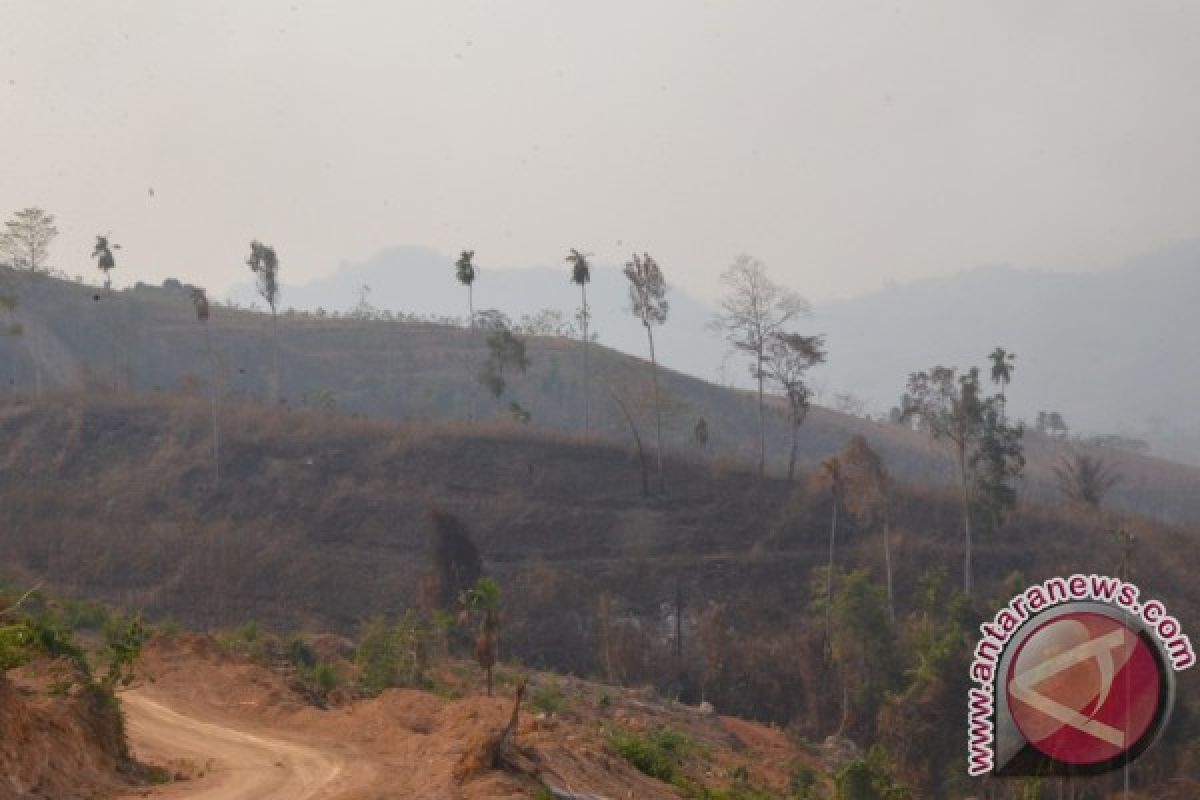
[611, 727, 699, 784]
[310, 661, 338, 693]
[531, 678, 567, 714]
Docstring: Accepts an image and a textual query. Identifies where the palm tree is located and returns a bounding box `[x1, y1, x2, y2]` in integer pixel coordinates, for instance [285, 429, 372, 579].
[566, 248, 593, 431]
[91, 235, 121, 389]
[1053, 452, 1122, 510]
[91, 235, 119, 289]
[462, 577, 501, 696]
[988, 347, 1015, 402]
[455, 250, 477, 327]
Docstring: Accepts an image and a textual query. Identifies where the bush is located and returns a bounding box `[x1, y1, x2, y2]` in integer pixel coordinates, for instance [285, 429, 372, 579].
[355, 611, 430, 695]
[611, 727, 698, 784]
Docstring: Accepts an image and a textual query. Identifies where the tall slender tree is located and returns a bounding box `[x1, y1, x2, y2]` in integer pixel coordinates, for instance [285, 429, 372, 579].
[246, 241, 281, 401]
[623, 253, 669, 492]
[191, 288, 220, 486]
[455, 250, 477, 327]
[901, 366, 985, 595]
[566, 248, 593, 430]
[818, 456, 845, 654]
[761, 332, 826, 480]
[711, 255, 810, 476]
[92, 235, 122, 389]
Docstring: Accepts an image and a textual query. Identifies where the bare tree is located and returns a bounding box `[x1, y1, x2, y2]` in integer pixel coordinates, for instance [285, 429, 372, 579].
[711, 255, 810, 476]
[841, 435, 895, 621]
[761, 332, 826, 480]
[455, 250, 477, 327]
[1053, 452, 1122, 510]
[191, 288, 220, 486]
[566, 248, 593, 431]
[0, 208, 58, 273]
[623, 253, 668, 492]
[246, 240, 281, 401]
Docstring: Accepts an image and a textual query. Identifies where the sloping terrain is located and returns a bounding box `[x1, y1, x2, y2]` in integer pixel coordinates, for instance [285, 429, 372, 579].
[0, 671, 131, 800]
[3, 266, 1200, 525]
[1, 392, 1197, 729]
[117, 633, 815, 799]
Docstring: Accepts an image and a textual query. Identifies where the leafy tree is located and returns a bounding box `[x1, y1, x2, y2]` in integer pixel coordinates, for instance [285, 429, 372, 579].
[478, 325, 530, 404]
[566, 248, 593, 430]
[762, 332, 826, 480]
[623, 253, 669, 492]
[971, 397, 1025, 531]
[455, 250, 477, 326]
[711, 255, 810, 476]
[461, 576, 501, 696]
[0, 208, 58, 272]
[246, 240, 282, 400]
[841, 436, 895, 621]
[900, 366, 986, 595]
[191, 288, 220, 486]
[1053, 452, 1122, 510]
[828, 572, 895, 741]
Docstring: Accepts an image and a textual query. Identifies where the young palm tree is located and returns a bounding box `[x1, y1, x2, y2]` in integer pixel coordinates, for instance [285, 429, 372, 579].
[566, 248, 593, 431]
[455, 250, 477, 327]
[623, 253, 669, 492]
[462, 577, 501, 696]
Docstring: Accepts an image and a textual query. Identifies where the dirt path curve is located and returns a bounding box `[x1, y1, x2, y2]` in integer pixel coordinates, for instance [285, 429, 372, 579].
[119, 690, 353, 800]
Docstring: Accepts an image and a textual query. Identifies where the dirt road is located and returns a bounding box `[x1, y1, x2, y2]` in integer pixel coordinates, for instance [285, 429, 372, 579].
[120, 690, 352, 799]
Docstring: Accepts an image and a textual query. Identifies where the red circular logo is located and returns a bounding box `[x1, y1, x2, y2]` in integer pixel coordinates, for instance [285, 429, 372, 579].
[1006, 612, 1162, 765]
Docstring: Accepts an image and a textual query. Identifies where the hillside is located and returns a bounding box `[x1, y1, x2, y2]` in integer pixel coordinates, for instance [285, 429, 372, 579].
[226, 241, 1200, 466]
[4, 266, 1200, 527]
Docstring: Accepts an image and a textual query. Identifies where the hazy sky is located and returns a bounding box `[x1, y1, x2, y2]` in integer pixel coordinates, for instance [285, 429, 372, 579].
[2, 1, 1198, 303]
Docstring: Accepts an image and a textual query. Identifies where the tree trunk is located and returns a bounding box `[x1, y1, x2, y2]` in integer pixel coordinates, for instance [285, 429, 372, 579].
[646, 325, 665, 493]
[756, 354, 766, 476]
[824, 499, 839, 653]
[203, 322, 220, 487]
[787, 420, 799, 481]
[270, 308, 281, 403]
[611, 389, 649, 498]
[883, 510, 895, 623]
[468, 283, 474, 328]
[959, 444, 973, 596]
[581, 283, 590, 432]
